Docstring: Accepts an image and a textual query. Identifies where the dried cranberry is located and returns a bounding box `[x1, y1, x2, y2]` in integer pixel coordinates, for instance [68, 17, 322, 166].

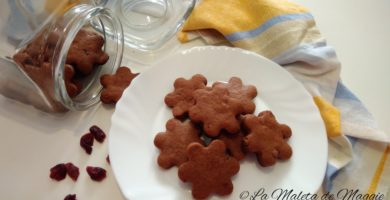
[64, 194, 77, 200]
[50, 163, 67, 181]
[80, 133, 94, 154]
[86, 166, 107, 181]
[90, 125, 106, 143]
[106, 155, 110, 164]
[65, 163, 80, 181]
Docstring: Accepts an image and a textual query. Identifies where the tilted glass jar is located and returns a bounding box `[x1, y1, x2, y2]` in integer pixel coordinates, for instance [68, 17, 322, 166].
[0, 1, 123, 112]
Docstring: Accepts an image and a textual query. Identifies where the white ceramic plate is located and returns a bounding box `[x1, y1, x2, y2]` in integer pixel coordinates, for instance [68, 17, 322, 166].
[109, 46, 327, 200]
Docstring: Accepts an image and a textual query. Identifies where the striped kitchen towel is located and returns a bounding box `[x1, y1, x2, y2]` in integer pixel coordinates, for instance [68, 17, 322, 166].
[178, 0, 390, 196]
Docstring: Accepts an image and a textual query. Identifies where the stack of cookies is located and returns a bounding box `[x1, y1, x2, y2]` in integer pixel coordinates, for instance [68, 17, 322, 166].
[154, 74, 293, 199]
[13, 29, 109, 98]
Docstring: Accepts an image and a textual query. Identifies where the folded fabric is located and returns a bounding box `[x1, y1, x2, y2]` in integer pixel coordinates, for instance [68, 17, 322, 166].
[178, 0, 390, 195]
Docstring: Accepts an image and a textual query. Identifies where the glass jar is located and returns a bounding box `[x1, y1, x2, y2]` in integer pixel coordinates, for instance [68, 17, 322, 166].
[102, 0, 195, 65]
[0, 1, 123, 112]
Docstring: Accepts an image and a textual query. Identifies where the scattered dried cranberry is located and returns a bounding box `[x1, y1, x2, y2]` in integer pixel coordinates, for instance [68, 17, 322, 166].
[80, 133, 94, 154]
[106, 155, 110, 164]
[86, 166, 107, 181]
[90, 125, 106, 143]
[50, 163, 67, 181]
[64, 194, 77, 200]
[65, 163, 80, 181]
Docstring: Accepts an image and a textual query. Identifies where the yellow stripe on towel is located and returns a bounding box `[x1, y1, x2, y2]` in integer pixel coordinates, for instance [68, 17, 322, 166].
[182, 0, 308, 35]
[314, 96, 341, 137]
[367, 145, 390, 194]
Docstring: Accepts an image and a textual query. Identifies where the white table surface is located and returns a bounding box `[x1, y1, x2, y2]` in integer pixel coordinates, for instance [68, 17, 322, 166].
[0, 1, 389, 199]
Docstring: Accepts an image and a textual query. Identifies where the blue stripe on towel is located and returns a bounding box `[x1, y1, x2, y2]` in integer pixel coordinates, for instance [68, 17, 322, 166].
[347, 136, 358, 147]
[335, 81, 360, 101]
[324, 163, 340, 191]
[225, 12, 314, 42]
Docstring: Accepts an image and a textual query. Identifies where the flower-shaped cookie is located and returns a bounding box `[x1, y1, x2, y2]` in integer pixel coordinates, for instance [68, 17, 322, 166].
[100, 66, 139, 104]
[217, 131, 247, 161]
[66, 29, 109, 75]
[242, 111, 292, 167]
[189, 86, 246, 137]
[63, 64, 81, 97]
[154, 119, 204, 169]
[178, 140, 240, 199]
[164, 74, 207, 118]
[213, 77, 257, 114]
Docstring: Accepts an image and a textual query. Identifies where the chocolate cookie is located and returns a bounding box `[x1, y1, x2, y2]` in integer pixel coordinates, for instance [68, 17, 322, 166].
[242, 111, 292, 167]
[64, 64, 81, 97]
[66, 29, 109, 75]
[154, 119, 204, 169]
[164, 74, 207, 118]
[217, 130, 247, 161]
[213, 77, 257, 114]
[188, 86, 245, 137]
[100, 66, 139, 104]
[178, 140, 240, 199]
